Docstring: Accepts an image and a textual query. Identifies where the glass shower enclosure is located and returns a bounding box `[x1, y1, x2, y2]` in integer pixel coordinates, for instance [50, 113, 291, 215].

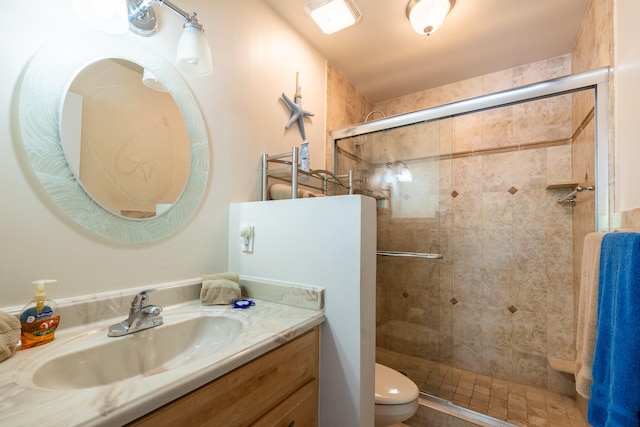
[332, 68, 609, 416]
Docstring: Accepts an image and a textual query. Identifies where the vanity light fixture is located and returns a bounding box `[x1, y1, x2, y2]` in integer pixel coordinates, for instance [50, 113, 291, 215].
[304, 0, 362, 35]
[406, 0, 455, 36]
[73, 0, 213, 76]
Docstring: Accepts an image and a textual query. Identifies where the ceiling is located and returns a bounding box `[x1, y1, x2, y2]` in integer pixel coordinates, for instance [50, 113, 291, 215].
[264, 0, 591, 103]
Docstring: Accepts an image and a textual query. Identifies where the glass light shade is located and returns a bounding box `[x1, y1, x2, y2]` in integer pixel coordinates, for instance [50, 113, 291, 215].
[176, 26, 213, 76]
[304, 0, 362, 35]
[73, 0, 129, 34]
[407, 0, 451, 35]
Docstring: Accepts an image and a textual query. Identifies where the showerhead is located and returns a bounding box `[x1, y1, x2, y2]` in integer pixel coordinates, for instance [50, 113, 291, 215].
[354, 110, 386, 148]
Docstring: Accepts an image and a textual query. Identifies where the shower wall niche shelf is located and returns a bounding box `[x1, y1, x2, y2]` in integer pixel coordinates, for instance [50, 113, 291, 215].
[546, 182, 579, 189]
[262, 147, 353, 201]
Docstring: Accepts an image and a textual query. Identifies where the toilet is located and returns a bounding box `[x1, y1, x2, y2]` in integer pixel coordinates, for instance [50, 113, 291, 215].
[374, 363, 420, 427]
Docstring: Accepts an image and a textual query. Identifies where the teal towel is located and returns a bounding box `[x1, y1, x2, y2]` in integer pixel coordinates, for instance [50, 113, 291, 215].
[588, 232, 640, 427]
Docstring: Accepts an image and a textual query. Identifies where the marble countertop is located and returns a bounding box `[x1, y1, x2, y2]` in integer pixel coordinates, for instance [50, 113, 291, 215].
[0, 281, 325, 427]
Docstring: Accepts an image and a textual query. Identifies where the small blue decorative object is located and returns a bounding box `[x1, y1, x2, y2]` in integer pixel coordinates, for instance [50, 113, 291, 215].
[232, 299, 255, 309]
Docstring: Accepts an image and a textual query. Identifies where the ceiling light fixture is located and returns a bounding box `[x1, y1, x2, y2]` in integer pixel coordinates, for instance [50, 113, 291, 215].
[73, 0, 213, 76]
[304, 0, 362, 35]
[406, 0, 455, 36]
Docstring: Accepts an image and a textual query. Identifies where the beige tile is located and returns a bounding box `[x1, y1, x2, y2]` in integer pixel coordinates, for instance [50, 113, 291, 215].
[481, 228, 513, 268]
[512, 148, 548, 190]
[469, 400, 490, 414]
[529, 414, 551, 426]
[480, 106, 515, 149]
[491, 382, 510, 399]
[452, 393, 471, 407]
[482, 191, 513, 229]
[548, 412, 572, 426]
[452, 114, 480, 153]
[475, 374, 492, 388]
[508, 409, 529, 424]
[512, 312, 547, 356]
[526, 387, 547, 404]
[546, 144, 573, 184]
[456, 386, 473, 398]
[482, 152, 513, 192]
[527, 400, 549, 419]
[488, 398, 509, 420]
[452, 155, 483, 193]
[508, 393, 528, 411]
[473, 383, 491, 397]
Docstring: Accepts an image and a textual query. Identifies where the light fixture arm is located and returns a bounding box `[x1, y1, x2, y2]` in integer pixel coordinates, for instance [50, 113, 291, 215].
[152, 0, 204, 30]
[127, 0, 205, 35]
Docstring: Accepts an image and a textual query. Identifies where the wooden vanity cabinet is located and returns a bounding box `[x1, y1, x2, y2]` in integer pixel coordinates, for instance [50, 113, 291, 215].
[128, 326, 319, 427]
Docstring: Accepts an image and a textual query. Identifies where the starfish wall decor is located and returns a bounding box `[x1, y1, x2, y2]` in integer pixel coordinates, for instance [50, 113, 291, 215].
[282, 72, 314, 140]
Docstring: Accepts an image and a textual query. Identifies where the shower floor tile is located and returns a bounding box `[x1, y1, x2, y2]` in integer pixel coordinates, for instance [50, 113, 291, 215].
[378, 348, 588, 427]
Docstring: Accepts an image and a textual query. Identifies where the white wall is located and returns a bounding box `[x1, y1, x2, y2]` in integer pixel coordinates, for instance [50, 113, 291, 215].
[229, 196, 377, 427]
[0, 0, 327, 307]
[614, 0, 640, 213]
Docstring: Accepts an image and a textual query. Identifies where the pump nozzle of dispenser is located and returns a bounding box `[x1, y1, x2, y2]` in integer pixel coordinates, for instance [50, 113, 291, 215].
[32, 279, 57, 314]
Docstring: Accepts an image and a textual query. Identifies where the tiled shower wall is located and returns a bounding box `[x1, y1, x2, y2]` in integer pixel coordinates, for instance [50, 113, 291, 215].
[334, 55, 598, 395]
[374, 90, 589, 395]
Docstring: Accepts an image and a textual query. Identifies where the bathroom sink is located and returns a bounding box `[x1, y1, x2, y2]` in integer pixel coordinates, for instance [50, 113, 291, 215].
[31, 315, 244, 390]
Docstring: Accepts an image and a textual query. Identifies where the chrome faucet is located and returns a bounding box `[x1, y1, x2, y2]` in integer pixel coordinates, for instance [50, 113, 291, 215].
[108, 289, 164, 337]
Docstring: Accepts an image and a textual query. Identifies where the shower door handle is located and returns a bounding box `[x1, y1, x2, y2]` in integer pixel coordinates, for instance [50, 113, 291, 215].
[376, 251, 443, 259]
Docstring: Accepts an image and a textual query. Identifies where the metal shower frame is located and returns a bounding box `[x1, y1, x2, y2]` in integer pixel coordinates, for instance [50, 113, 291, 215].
[330, 67, 611, 231]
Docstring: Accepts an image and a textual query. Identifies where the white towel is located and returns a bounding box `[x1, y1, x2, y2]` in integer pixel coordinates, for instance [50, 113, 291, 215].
[575, 231, 606, 398]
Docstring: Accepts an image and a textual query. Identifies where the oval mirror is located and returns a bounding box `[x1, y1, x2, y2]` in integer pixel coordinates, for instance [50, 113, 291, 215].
[18, 33, 209, 244]
[60, 58, 191, 219]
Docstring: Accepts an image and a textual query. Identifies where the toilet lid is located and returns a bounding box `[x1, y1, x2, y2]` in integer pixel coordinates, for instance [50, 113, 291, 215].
[375, 363, 419, 405]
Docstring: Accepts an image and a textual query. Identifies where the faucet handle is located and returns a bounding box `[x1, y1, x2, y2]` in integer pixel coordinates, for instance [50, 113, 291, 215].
[131, 288, 157, 310]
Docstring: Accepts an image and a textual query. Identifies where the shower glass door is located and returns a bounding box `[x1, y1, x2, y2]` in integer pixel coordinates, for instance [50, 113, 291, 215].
[335, 119, 455, 396]
[333, 71, 607, 417]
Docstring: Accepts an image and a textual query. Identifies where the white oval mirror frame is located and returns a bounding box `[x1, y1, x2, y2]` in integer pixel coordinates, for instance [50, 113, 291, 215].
[18, 32, 209, 244]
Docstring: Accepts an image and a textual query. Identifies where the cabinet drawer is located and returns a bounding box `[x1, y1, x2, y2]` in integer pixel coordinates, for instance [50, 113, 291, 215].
[252, 379, 318, 427]
[128, 326, 319, 427]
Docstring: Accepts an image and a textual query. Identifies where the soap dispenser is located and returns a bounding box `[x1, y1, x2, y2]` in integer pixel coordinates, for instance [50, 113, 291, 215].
[19, 280, 60, 349]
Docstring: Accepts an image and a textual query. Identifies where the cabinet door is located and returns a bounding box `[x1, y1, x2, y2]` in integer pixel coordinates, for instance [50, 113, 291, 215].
[252, 379, 318, 427]
[128, 327, 319, 427]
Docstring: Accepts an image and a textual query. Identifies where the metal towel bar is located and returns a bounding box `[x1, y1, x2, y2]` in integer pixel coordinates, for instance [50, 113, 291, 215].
[377, 251, 443, 259]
